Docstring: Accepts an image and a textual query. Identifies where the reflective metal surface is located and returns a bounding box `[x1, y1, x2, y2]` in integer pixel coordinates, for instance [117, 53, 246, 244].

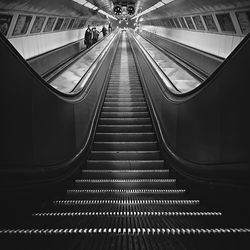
[133, 31, 201, 93]
[50, 32, 117, 93]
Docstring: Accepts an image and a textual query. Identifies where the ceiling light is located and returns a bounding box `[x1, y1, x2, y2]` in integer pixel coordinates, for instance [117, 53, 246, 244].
[98, 9, 117, 20]
[127, 5, 135, 15]
[114, 5, 122, 15]
[155, 2, 164, 8]
[132, 0, 175, 20]
[73, 0, 87, 5]
[161, 0, 174, 4]
[84, 2, 95, 9]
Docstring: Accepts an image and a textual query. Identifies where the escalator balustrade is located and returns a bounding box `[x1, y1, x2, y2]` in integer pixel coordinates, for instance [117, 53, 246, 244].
[0, 32, 249, 250]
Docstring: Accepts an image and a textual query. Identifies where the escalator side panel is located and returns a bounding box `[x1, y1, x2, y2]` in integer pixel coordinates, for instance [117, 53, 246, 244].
[129, 32, 248, 177]
[0, 32, 120, 185]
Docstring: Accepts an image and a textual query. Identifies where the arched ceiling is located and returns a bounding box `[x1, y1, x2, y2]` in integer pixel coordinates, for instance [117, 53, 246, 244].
[0, 0, 250, 19]
[0, 0, 102, 16]
[87, 0, 250, 17]
[141, 0, 250, 20]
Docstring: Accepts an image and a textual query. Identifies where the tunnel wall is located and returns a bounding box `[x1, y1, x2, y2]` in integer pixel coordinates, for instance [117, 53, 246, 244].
[137, 5, 250, 59]
[129, 31, 248, 183]
[9, 29, 85, 60]
[0, 1, 109, 60]
[0, 32, 120, 186]
[139, 25, 243, 59]
[9, 25, 104, 60]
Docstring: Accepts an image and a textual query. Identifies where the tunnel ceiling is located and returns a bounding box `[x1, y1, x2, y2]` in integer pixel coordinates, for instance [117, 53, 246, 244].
[140, 0, 250, 20]
[0, 0, 103, 17]
[0, 0, 250, 19]
[84, 0, 250, 17]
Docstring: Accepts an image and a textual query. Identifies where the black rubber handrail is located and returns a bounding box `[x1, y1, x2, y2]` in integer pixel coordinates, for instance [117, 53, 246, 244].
[0, 31, 121, 189]
[129, 30, 250, 188]
[137, 32, 208, 82]
[0, 31, 119, 99]
[131, 30, 250, 99]
[140, 30, 224, 62]
[42, 33, 112, 83]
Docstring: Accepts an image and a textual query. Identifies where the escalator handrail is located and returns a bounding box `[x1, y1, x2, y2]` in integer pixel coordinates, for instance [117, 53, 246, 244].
[130, 31, 181, 94]
[129, 30, 250, 188]
[133, 30, 250, 98]
[137, 32, 208, 82]
[0, 32, 121, 188]
[70, 30, 119, 94]
[43, 33, 113, 83]
[139, 29, 224, 63]
[0, 31, 118, 99]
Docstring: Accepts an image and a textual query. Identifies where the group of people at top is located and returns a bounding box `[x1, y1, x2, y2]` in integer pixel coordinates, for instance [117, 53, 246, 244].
[84, 23, 112, 49]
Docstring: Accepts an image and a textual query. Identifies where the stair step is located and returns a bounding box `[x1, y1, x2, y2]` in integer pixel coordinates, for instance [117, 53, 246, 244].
[97, 125, 153, 133]
[67, 189, 184, 194]
[109, 76, 140, 79]
[102, 107, 147, 112]
[81, 169, 170, 179]
[106, 90, 143, 93]
[33, 211, 222, 218]
[108, 79, 140, 81]
[93, 142, 158, 151]
[106, 92, 143, 96]
[107, 86, 141, 90]
[107, 87, 142, 91]
[74, 179, 176, 189]
[95, 133, 156, 142]
[103, 102, 147, 107]
[105, 94, 144, 98]
[54, 198, 200, 206]
[108, 83, 141, 86]
[99, 118, 151, 125]
[90, 151, 161, 160]
[66, 189, 186, 199]
[87, 160, 164, 170]
[101, 112, 149, 118]
[105, 98, 146, 102]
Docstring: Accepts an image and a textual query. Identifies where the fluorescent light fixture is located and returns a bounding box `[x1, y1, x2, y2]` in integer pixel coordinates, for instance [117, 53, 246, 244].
[98, 9, 116, 20]
[161, 0, 174, 4]
[84, 2, 95, 9]
[98, 10, 105, 15]
[73, 0, 87, 5]
[154, 2, 165, 8]
[73, 0, 98, 10]
[132, 0, 174, 20]
[73, 0, 116, 19]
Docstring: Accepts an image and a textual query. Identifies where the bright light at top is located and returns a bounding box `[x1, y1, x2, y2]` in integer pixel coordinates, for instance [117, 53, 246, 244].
[132, 0, 175, 20]
[154, 2, 165, 8]
[161, 0, 174, 4]
[98, 9, 117, 20]
[72, 0, 116, 19]
[73, 0, 87, 5]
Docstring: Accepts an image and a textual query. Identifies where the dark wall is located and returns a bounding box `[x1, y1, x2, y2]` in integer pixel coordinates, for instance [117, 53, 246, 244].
[0, 32, 119, 178]
[129, 32, 248, 181]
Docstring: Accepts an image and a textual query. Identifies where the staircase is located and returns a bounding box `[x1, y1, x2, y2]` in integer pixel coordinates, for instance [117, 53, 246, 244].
[89, 32, 163, 172]
[1, 32, 250, 250]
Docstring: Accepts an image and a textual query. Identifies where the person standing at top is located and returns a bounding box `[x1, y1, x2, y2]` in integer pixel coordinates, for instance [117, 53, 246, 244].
[84, 25, 92, 49]
[101, 25, 107, 37]
[92, 27, 99, 44]
[108, 23, 112, 33]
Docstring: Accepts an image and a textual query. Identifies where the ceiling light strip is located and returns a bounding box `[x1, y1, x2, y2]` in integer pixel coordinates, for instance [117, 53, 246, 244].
[132, 0, 175, 20]
[73, 0, 116, 19]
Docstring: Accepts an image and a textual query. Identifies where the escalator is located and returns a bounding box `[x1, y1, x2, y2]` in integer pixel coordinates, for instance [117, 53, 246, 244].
[1, 31, 250, 249]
